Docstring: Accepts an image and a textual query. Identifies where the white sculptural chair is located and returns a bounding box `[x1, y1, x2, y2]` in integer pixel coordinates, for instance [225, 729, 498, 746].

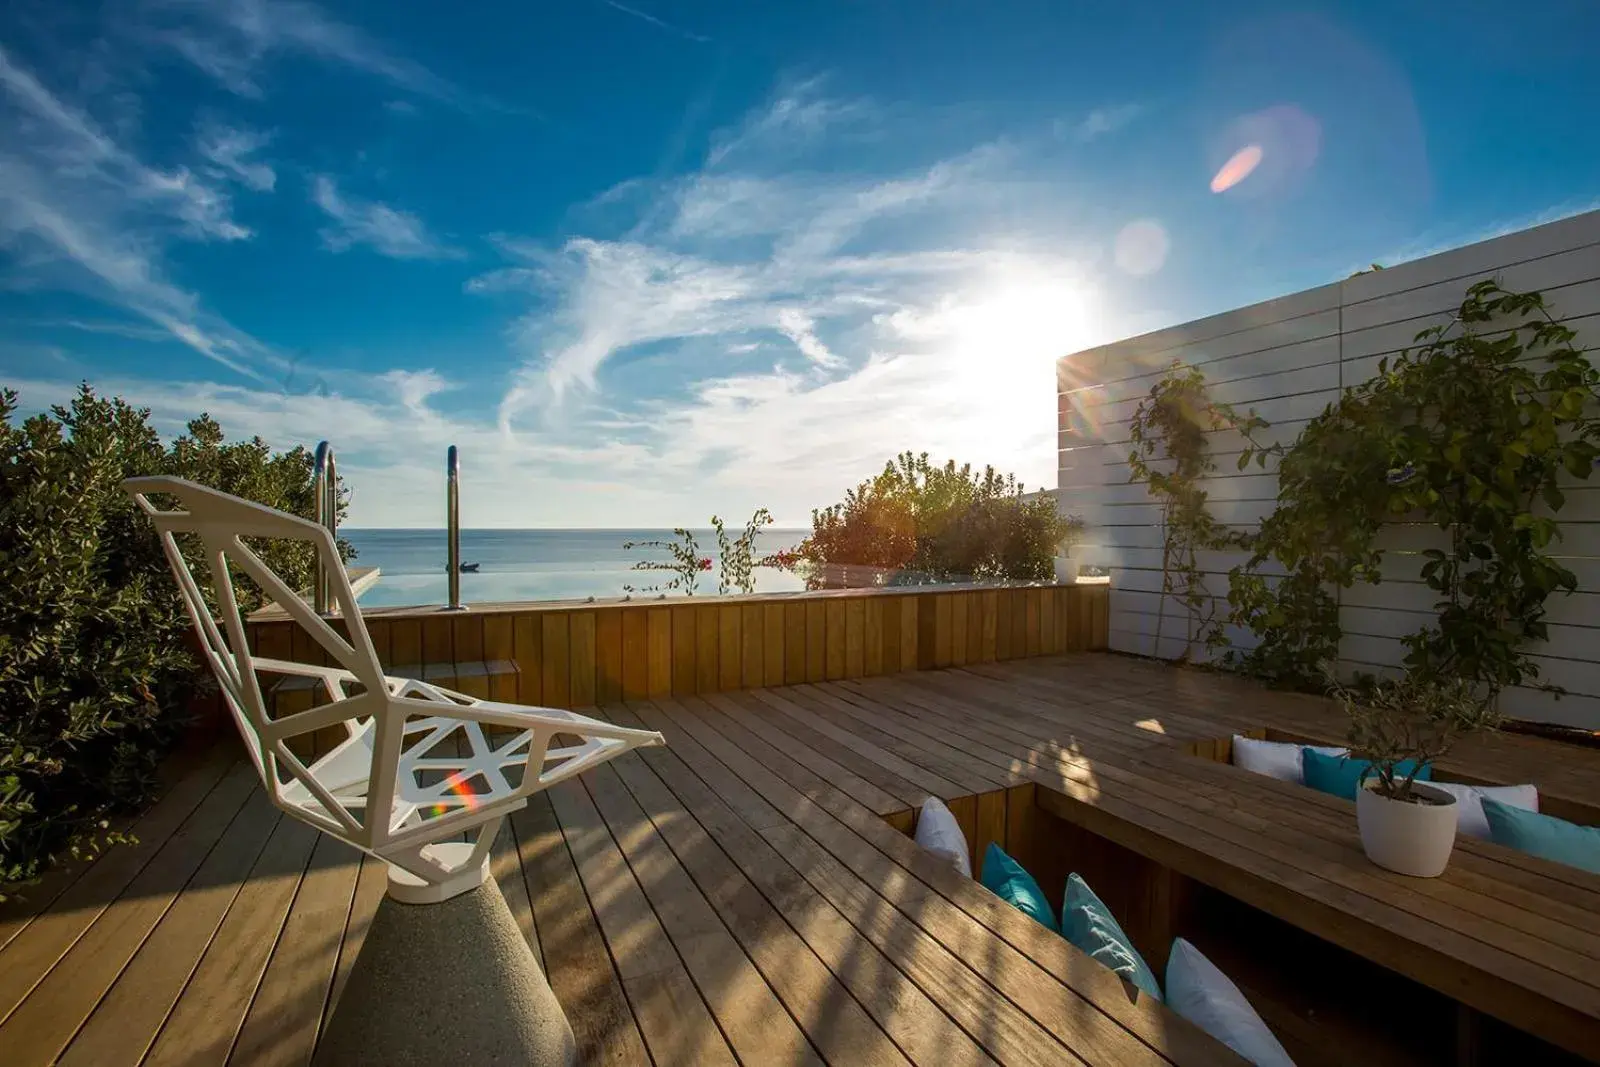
[124, 475, 665, 904]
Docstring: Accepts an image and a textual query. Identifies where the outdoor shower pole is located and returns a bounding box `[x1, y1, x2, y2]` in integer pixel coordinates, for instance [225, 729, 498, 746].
[313, 441, 338, 615]
[446, 445, 465, 610]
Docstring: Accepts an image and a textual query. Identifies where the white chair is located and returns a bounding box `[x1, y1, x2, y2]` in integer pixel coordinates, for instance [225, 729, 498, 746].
[124, 475, 664, 903]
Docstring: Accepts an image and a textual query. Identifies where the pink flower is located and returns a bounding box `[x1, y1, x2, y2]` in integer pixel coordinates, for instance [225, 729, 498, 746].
[698, 557, 713, 571]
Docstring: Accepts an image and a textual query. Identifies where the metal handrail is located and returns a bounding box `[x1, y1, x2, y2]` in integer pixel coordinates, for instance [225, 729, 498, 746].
[313, 441, 338, 614]
[445, 445, 464, 610]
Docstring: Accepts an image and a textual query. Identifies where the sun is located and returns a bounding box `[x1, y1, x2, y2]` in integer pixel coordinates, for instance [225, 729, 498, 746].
[942, 270, 1096, 401]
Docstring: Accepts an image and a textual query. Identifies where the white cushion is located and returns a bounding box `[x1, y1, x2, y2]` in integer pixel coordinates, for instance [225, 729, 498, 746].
[914, 797, 971, 877]
[1166, 938, 1295, 1067]
[1231, 736, 1346, 784]
[1427, 781, 1539, 840]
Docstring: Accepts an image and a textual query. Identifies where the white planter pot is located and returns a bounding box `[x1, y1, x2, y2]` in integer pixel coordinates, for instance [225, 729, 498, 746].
[1356, 780, 1458, 877]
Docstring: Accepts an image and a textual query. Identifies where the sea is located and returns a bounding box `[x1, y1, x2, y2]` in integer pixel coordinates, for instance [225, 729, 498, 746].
[342, 528, 810, 608]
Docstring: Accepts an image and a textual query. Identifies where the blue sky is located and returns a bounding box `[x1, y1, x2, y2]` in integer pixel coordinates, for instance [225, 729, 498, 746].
[3, 0, 1597, 527]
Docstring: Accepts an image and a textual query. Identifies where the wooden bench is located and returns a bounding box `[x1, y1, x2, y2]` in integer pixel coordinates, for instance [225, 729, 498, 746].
[847, 655, 1600, 1063]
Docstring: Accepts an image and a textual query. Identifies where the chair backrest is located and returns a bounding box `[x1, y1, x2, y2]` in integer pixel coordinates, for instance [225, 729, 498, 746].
[122, 476, 385, 785]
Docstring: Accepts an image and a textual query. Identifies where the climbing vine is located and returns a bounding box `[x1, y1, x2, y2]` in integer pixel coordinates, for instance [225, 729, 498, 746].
[1126, 361, 1269, 662]
[1226, 280, 1600, 693]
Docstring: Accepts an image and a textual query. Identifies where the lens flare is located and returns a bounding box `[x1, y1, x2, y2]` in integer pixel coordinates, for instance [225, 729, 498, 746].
[423, 773, 485, 820]
[1113, 219, 1170, 276]
[1210, 144, 1263, 193]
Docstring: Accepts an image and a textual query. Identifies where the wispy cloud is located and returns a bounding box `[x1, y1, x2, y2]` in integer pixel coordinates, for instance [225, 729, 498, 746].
[311, 175, 463, 260]
[600, 1, 710, 44]
[479, 81, 1101, 507]
[146, 0, 481, 108]
[1058, 103, 1146, 143]
[775, 307, 841, 368]
[705, 77, 866, 167]
[196, 121, 276, 192]
[0, 41, 274, 379]
[5, 370, 666, 527]
[12, 317, 173, 342]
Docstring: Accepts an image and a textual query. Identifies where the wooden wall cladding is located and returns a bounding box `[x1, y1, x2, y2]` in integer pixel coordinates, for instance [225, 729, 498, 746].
[250, 583, 1110, 710]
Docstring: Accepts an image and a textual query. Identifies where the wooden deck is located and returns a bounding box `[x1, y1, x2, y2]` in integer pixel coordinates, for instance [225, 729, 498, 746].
[3, 654, 1598, 1066]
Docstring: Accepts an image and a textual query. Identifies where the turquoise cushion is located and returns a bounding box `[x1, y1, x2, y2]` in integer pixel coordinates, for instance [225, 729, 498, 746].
[979, 843, 1057, 932]
[1482, 799, 1600, 874]
[1061, 873, 1163, 1000]
[1301, 748, 1431, 801]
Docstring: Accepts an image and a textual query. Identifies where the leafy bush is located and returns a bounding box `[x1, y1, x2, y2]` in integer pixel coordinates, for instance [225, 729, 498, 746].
[796, 451, 1078, 588]
[623, 509, 775, 596]
[1333, 672, 1499, 801]
[1226, 281, 1599, 692]
[0, 383, 345, 895]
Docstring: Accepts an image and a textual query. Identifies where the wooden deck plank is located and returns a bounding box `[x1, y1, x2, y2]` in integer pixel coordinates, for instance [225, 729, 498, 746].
[647, 607, 672, 699]
[737, 687, 941, 808]
[747, 685, 971, 800]
[699, 692, 908, 817]
[825, 599, 847, 680]
[512, 612, 542, 705]
[865, 598, 885, 677]
[575, 757, 832, 1067]
[694, 603, 719, 692]
[0, 748, 235, 1014]
[672, 604, 697, 695]
[20, 777, 272, 1067]
[7, 651, 1597, 1065]
[681, 692, 1239, 1065]
[228, 834, 362, 1067]
[48, 788, 279, 1067]
[602, 706, 999, 1067]
[548, 777, 737, 1067]
[541, 613, 572, 709]
[806, 600, 827, 683]
[0, 759, 258, 1063]
[722, 604, 745, 691]
[322, 853, 388, 1031]
[512, 792, 650, 1065]
[737, 603, 760, 688]
[624, 700, 788, 831]
[621, 607, 647, 702]
[0, 742, 217, 953]
[638, 694, 1194, 1067]
[495, 819, 543, 972]
[570, 611, 598, 707]
[763, 602, 785, 687]
[796, 683, 1015, 793]
[141, 814, 320, 1067]
[595, 608, 624, 705]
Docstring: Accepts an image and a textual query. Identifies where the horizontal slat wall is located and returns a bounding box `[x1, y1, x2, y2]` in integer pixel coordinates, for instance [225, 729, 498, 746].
[1057, 209, 1600, 728]
[249, 584, 1109, 710]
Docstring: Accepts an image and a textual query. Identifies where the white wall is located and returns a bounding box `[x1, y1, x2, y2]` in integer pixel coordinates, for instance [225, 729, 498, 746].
[1057, 211, 1600, 729]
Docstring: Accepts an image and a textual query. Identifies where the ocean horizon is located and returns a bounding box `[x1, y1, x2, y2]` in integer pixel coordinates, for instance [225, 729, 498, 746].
[343, 527, 810, 608]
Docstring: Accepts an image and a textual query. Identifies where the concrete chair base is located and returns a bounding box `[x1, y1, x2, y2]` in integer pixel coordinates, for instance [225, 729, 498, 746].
[315, 877, 575, 1067]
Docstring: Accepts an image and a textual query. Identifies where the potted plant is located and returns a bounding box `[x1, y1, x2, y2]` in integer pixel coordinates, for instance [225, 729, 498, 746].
[1334, 673, 1500, 877]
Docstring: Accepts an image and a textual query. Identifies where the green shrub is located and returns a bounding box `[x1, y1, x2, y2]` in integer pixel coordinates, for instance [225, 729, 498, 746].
[796, 451, 1078, 587]
[0, 383, 346, 896]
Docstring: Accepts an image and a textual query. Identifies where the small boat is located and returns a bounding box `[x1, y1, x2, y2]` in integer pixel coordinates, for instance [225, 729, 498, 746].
[445, 562, 481, 573]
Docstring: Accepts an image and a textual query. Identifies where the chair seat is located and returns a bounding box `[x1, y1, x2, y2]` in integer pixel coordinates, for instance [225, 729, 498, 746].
[278, 689, 632, 832]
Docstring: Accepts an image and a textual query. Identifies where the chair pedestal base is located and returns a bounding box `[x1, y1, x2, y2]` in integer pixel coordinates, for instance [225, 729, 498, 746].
[386, 841, 491, 904]
[314, 877, 575, 1067]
